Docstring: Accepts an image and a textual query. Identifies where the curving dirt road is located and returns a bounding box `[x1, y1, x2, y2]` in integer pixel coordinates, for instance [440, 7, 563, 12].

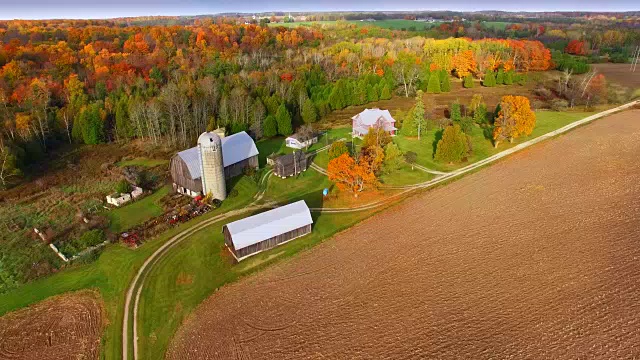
[167, 109, 640, 359]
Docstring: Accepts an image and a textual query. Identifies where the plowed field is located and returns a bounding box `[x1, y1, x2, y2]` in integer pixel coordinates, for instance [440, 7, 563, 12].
[168, 110, 640, 359]
[0, 291, 103, 360]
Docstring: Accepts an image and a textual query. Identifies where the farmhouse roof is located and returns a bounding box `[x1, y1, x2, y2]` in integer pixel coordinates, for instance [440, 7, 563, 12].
[287, 132, 317, 142]
[224, 200, 313, 250]
[176, 131, 259, 179]
[351, 108, 396, 126]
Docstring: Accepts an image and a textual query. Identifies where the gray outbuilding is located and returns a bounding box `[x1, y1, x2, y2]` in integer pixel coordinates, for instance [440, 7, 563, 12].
[223, 200, 313, 261]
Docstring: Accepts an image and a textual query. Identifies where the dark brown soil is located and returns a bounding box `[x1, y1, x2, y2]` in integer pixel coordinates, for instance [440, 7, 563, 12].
[592, 63, 640, 89]
[168, 109, 640, 360]
[0, 291, 104, 360]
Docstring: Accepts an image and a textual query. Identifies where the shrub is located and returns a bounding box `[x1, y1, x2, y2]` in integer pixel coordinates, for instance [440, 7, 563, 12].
[550, 99, 569, 111]
[450, 102, 462, 122]
[456, 116, 474, 135]
[517, 73, 528, 86]
[115, 179, 131, 194]
[463, 75, 474, 88]
[380, 84, 392, 100]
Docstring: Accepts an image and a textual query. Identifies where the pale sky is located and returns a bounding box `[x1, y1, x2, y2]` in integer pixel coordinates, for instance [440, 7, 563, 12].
[0, 0, 637, 20]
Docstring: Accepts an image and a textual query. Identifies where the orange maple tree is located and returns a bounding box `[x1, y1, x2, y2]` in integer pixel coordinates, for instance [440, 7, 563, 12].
[327, 153, 377, 197]
[451, 50, 477, 78]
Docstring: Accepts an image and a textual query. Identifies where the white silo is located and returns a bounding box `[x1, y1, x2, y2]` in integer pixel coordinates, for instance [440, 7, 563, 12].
[198, 132, 227, 201]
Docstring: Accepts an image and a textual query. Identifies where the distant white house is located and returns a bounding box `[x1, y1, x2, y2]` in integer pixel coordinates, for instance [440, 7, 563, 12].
[285, 133, 318, 149]
[351, 108, 397, 138]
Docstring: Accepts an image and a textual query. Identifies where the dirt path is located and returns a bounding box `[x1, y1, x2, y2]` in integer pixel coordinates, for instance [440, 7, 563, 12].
[167, 109, 640, 359]
[0, 290, 103, 360]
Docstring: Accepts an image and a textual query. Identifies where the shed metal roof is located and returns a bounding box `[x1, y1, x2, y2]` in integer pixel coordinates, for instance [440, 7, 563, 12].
[224, 200, 313, 250]
[176, 131, 259, 180]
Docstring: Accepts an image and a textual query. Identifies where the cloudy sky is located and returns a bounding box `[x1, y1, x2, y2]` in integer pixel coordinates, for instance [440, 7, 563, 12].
[0, 0, 637, 20]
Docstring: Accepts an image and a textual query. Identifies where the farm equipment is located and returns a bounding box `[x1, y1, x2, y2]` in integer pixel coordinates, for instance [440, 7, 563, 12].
[121, 232, 140, 248]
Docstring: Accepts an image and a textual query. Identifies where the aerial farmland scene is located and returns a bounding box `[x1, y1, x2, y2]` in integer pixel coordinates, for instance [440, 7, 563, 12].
[0, 0, 639, 358]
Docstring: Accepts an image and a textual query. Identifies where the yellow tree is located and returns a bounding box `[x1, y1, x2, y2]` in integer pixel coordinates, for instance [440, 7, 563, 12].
[493, 95, 536, 147]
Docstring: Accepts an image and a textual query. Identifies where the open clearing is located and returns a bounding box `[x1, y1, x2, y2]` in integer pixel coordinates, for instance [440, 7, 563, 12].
[168, 109, 640, 359]
[0, 290, 103, 360]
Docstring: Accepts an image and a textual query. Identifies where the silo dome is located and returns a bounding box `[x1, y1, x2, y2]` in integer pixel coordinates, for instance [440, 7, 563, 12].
[198, 132, 222, 147]
[197, 132, 226, 201]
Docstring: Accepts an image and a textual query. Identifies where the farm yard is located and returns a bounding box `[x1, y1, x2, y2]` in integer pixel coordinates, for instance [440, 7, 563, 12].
[0, 10, 638, 360]
[0, 290, 104, 360]
[168, 109, 640, 360]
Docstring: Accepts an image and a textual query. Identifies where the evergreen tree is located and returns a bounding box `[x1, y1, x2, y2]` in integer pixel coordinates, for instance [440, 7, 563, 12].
[496, 68, 505, 85]
[427, 72, 441, 94]
[115, 96, 130, 140]
[81, 102, 104, 145]
[412, 90, 425, 139]
[483, 70, 496, 87]
[379, 84, 392, 100]
[463, 75, 474, 88]
[504, 70, 514, 85]
[383, 142, 403, 173]
[263, 115, 277, 137]
[367, 84, 379, 103]
[435, 124, 469, 163]
[440, 70, 451, 92]
[301, 98, 318, 124]
[473, 103, 488, 124]
[450, 102, 462, 122]
[275, 104, 293, 136]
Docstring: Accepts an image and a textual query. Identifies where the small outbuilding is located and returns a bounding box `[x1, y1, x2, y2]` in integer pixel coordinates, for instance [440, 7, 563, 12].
[223, 200, 313, 261]
[286, 132, 318, 149]
[273, 151, 308, 178]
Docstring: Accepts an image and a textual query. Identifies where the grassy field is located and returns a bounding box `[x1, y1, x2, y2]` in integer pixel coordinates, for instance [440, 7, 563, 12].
[264, 167, 331, 208]
[268, 19, 440, 30]
[116, 158, 168, 168]
[0, 176, 259, 360]
[394, 110, 597, 172]
[482, 21, 512, 31]
[379, 163, 435, 186]
[107, 186, 170, 233]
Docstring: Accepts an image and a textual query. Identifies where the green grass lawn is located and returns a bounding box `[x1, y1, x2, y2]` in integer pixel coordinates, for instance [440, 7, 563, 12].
[137, 204, 377, 360]
[0, 176, 259, 360]
[379, 163, 435, 186]
[116, 158, 168, 168]
[107, 186, 170, 233]
[395, 110, 597, 172]
[264, 167, 331, 208]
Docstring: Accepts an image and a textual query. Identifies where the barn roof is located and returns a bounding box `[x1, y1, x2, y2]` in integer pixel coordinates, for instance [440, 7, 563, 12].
[176, 131, 259, 180]
[224, 200, 313, 250]
[351, 108, 396, 126]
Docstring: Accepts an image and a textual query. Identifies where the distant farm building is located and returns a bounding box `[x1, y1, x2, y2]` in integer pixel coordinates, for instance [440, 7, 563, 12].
[170, 131, 259, 198]
[223, 200, 313, 261]
[285, 132, 318, 149]
[273, 151, 308, 178]
[352, 108, 397, 138]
